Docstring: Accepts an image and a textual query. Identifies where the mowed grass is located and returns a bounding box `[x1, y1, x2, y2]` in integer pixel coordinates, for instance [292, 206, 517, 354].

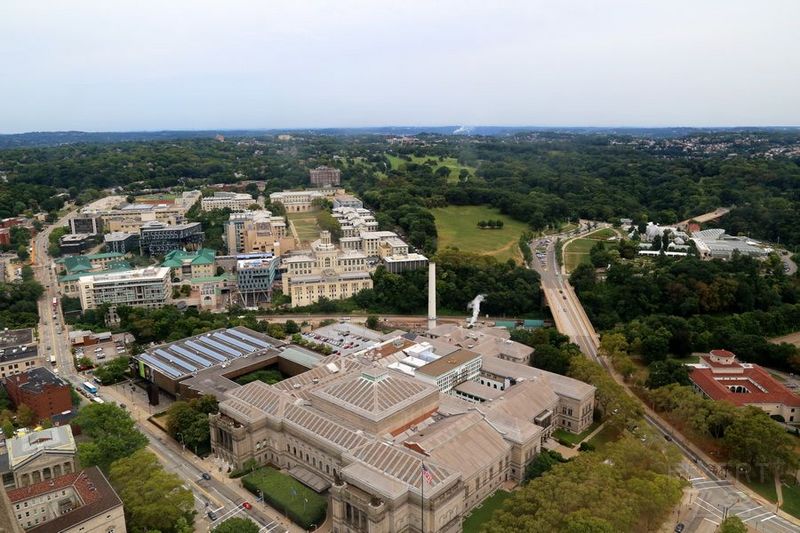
[242, 467, 327, 529]
[586, 424, 621, 450]
[387, 154, 476, 183]
[287, 210, 321, 244]
[462, 490, 513, 533]
[563, 228, 619, 272]
[781, 481, 800, 518]
[431, 205, 529, 264]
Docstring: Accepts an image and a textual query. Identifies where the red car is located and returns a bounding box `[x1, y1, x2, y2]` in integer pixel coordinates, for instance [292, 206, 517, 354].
[242, 502, 252, 510]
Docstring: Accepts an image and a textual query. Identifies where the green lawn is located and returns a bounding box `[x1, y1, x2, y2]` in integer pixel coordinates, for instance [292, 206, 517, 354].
[562, 228, 619, 272]
[432, 205, 529, 264]
[742, 476, 778, 503]
[287, 211, 321, 244]
[242, 467, 327, 529]
[234, 368, 286, 386]
[781, 481, 800, 518]
[552, 421, 602, 446]
[387, 154, 476, 183]
[586, 424, 622, 449]
[462, 490, 512, 533]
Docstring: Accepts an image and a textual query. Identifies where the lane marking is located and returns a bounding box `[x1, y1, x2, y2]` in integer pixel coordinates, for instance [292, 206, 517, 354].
[742, 512, 773, 522]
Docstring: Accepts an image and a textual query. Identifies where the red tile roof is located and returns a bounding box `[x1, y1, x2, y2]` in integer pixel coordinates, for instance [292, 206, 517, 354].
[690, 364, 800, 407]
[709, 349, 736, 358]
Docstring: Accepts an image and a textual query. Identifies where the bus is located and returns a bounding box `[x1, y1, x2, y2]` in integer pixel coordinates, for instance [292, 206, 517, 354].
[51, 297, 57, 310]
[91, 397, 105, 404]
[82, 382, 98, 395]
[49, 354, 56, 365]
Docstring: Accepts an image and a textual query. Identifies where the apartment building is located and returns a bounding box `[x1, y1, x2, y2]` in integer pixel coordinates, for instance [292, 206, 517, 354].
[68, 214, 103, 235]
[77, 267, 172, 311]
[201, 192, 255, 212]
[309, 165, 341, 187]
[139, 221, 204, 255]
[281, 231, 373, 307]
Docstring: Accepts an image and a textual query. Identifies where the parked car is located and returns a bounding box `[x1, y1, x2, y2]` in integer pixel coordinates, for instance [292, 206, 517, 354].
[201, 473, 211, 480]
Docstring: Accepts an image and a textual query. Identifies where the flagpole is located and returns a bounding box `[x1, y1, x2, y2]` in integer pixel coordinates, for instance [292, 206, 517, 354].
[421, 465, 424, 533]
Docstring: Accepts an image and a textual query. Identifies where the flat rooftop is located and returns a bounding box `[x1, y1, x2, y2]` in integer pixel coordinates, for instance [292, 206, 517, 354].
[5, 367, 67, 394]
[416, 348, 480, 378]
[0, 328, 33, 350]
[0, 345, 38, 363]
[302, 323, 383, 357]
[135, 326, 285, 382]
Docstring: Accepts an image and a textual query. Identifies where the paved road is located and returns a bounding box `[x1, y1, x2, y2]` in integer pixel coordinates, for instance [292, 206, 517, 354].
[529, 223, 800, 533]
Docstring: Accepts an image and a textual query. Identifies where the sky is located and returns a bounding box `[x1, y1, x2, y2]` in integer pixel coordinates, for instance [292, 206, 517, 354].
[1, 0, 799, 133]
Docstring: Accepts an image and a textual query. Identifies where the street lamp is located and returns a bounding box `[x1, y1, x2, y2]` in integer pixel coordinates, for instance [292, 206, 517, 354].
[176, 432, 185, 452]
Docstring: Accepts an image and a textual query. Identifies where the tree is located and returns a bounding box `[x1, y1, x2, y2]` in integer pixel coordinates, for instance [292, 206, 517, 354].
[93, 356, 130, 385]
[16, 245, 29, 261]
[719, 516, 747, 533]
[109, 449, 195, 533]
[213, 517, 259, 533]
[524, 449, 566, 481]
[365, 315, 379, 330]
[531, 344, 574, 375]
[16, 403, 36, 427]
[2, 420, 15, 439]
[645, 359, 691, 389]
[74, 403, 147, 471]
[723, 406, 798, 477]
[284, 320, 300, 334]
[0, 387, 10, 412]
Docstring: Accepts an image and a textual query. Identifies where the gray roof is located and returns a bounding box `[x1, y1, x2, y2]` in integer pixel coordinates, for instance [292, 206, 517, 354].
[8, 426, 76, 470]
[480, 355, 595, 401]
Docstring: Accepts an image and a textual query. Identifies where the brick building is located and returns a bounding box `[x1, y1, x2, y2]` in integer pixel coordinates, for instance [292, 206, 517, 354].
[4, 368, 72, 422]
[309, 165, 341, 187]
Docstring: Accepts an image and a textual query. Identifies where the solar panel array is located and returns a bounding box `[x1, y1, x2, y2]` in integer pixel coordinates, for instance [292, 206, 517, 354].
[136, 328, 276, 381]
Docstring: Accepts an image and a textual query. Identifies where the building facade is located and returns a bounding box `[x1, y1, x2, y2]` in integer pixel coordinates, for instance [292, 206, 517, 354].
[77, 267, 172, 311]
[103, 232, 139, 254]
[6, 466, 125, 533]
[236, 256, 280, 307]
[2, 427, 77, 489]
[201, 192, 255, 212]
[68, 214, 103, 236]
[138, 221, 204, 256]
[309, 166, 341, 187]
[224, 211, 288, 255]
[268, 188, 341, 213]
[161, 248, 216, 281]
[4, 368, 72, 422]
[281, 231, 373, 307]
[0, 329, 39, 380]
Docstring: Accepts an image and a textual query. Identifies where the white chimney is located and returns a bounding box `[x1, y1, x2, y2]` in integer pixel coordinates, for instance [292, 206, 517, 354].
[427, 262, 437, 330]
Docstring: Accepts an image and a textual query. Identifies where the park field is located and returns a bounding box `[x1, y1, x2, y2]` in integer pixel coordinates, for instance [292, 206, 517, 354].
[387, 154, 475, 183]
[432, 205, 528, 263]
[562, 228, 619, 272]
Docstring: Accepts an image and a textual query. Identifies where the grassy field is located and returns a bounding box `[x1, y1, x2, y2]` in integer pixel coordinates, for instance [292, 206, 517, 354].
[742, 476, 778, 504]
[287, 210, 321, 244]
[782, 480, 800, 518]
[387, 154, 476, 183]
[431, 205, 529, 264]
[135, 193, 176, 201]
[562, 228, 619, 272]
[242, 467, 327, 529]
[462, 490, 512, 533]
[586, 424, 621, 449]
[771, 332, 800, 347]
[552, 421, 602, 446]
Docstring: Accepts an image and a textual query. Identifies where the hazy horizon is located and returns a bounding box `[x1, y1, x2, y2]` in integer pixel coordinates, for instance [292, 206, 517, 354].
[2, 1, 799, 134]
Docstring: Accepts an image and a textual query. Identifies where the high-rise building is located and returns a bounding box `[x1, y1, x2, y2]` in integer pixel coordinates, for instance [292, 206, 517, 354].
[309, 165, 341, 187]
[224, 211, 288, 254]
[77, 267, 172, 311]
[236, 255, 280, 307]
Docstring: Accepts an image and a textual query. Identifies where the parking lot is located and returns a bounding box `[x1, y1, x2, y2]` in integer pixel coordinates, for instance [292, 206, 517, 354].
[74, 338, 129, 364]
[302, 323, 382, 356]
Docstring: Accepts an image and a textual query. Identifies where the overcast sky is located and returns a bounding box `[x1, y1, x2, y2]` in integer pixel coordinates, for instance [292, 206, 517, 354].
[1, 1, 799, 133]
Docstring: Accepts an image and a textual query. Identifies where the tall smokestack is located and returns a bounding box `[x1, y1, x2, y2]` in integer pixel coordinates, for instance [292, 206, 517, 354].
[427, 262, 437, 330]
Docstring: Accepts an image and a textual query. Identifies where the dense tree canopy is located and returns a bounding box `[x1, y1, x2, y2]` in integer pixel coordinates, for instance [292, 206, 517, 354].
[74, 403, 147, 472]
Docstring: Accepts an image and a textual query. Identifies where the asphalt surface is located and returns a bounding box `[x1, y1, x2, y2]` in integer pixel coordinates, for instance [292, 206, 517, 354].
[530, 223, 800, 533]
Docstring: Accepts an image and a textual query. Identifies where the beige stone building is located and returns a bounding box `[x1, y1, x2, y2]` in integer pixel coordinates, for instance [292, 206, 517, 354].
[225, 211, 288, 255]
[269, 188, 342, 213]
[1, 427, 77, 489]
[209, 334, 595, 532]
[6, 466, 125, 533]
[281, 231, 373, 307]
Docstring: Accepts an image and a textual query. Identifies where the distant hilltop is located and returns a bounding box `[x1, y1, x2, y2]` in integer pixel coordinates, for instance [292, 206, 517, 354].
[1, 126, 799, 149]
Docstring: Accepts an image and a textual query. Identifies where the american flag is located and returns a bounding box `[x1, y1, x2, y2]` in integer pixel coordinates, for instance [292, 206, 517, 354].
[421, 463, 433, 484]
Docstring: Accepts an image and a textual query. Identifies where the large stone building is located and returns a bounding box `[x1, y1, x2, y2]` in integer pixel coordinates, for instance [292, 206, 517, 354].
[269, 188, 342, 213]
[201, 192, 255, 212]
[0, 426, 77, 489]
[224, 211, 289, 255]
[4, 368, 72, 422]
[205, 322, 594, 533]
[281, 231, 373, 307]
[77, 267, 172, 311]
[6, 466, 125, 533]
[309, 166, 341, 187]
[689, 350, 800, 423]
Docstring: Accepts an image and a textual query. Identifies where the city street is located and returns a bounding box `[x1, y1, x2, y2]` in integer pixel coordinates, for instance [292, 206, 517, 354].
[529, 223, 800, 533]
